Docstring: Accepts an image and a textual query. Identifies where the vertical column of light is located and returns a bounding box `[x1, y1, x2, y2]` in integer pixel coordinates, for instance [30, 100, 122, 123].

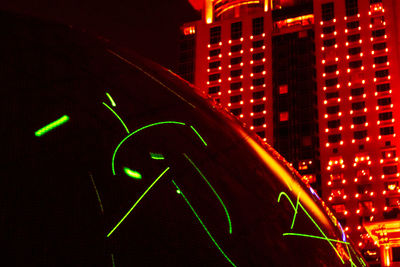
[368, 1, 400, 220]
[207, 23, 223, 104]
[320, 14, 349, 221]
[247, 17, 267, 141]
[227, 32, 245, 123]
[205, 0, 213, 24]
[343, 12, 365, 237]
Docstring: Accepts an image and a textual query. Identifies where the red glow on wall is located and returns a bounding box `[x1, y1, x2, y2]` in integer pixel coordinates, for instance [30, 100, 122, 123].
[183, 25, 196, 35]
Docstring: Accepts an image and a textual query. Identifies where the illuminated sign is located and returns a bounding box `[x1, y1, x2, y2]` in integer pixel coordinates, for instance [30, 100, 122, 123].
[183, 25, 196, 35]
[274, 14, 314, 30]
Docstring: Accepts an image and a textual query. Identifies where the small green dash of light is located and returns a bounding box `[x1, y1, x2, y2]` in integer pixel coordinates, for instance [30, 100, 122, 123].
[123, 167, 142, 179]
[150, 152, 165, 160]
[106, 92, 116, 107]
[35, 115, 70, 137]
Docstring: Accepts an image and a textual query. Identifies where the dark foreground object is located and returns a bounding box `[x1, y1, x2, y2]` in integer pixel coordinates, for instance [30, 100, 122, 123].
[0, 12, 366, 266]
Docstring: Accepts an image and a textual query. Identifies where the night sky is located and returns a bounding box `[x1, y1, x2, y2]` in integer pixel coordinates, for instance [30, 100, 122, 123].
[1, 0, 200, 70]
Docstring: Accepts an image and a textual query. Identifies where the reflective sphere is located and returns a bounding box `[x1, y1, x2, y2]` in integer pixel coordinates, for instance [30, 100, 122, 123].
[1, 12, 365, 266]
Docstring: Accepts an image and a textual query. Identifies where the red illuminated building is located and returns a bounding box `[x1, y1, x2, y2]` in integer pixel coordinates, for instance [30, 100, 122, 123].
[179, 0, 400, 265]
[179, 0, 321, 192]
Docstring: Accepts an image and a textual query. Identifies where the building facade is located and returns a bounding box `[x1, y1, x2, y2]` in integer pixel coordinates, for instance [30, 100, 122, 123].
[178, 0, 321, 191]
[179, 0, 400, 265]
[314, 0, 400, 265]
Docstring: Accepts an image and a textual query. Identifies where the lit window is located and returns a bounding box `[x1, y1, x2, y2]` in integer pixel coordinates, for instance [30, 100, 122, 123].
[280, 111, 289, 121]
[279, 84, 288, 94]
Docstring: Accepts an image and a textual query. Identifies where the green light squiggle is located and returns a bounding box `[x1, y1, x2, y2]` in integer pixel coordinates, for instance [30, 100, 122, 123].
[107, 167, 170, 237]
[278, 192, 345, 264]
[123, 167, 142, 179]
[282, 233, 349, 244]
[172, 180, 236, 267]
[150, 152, 165, 160]
[34, 115, 70, 137]
[102, 102, 129, 134]
[111, 121, 185, 175]
[106, 92, 117, 107]
[190, 125, 208, 146]
[89, 173, 104, 214]
[183, 153, 232, 234]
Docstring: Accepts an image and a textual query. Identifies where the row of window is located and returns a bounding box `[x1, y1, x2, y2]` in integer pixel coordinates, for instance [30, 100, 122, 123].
[208, 87, 265, 99]
[328, 113, 393, 128]
[326, 97, 392, 113]
[322, 0, 382, 22]
[323, 29, 385, 47]
[327, 126, 394, 143]
[208, 40, 265, 58]
[209, 17, 264, 44]
[324, 70, 389, 87]
[208, 72, 266, 84]
[230, 104, 265, 116]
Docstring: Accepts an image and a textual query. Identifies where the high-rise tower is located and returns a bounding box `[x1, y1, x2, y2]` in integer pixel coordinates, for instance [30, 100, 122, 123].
[314, 0, 400, 265]
[179, 0, 400, 265]
[178, 0, 321, 191]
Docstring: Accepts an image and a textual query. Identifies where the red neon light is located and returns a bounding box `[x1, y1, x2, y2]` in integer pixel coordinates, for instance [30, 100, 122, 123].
[275, 14, 314, 29]
[183, 26, 196, 35]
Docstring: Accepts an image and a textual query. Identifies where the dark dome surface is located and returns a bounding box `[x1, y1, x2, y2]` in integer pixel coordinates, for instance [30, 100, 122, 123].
[0, 12, 366, 266]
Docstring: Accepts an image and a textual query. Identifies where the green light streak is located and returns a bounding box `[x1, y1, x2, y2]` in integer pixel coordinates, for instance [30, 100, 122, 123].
[34, 115, 70, 137]
[111, 253, 115, 267]
[278, 192, 345, 264]
[282, 233, 349, 244]
[190, 125, 208, 147]
[345, 243, 357, 267]
[348, 243, 367, 267]
[107, 49, 196, 109]
[111, 121, 185, 175]
[150, 152, 165, 160]
[171, 180, 237, 267]
[106, 92, 117, 107]
[89, 172, 104, 214]
[291, 192, 300, 230]
[107, 167, 170, 237]
[183, 153, 232, 234]
[123, 167, 142, 179]
[102, 102, 129, 134]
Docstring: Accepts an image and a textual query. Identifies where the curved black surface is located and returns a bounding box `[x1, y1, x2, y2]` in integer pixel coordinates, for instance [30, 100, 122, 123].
[0, 12, 366, 266]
